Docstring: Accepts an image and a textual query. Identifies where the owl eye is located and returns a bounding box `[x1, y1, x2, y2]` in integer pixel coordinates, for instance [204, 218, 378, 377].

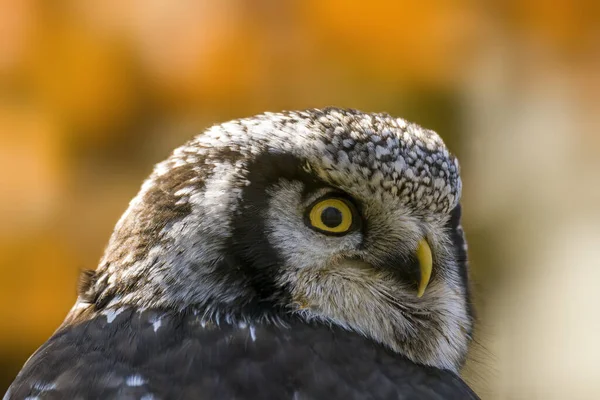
[306, 197, 356, 235]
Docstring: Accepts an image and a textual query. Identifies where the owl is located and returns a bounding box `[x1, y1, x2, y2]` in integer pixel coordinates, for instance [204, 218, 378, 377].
[5, 108, 477, 399]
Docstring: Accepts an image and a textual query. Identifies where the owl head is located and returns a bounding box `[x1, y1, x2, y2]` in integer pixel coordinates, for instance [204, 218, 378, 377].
[79, 108, 473, 372]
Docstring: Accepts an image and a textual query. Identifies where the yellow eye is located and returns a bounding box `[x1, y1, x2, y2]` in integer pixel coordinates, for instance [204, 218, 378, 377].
[307, 198, 355, 234]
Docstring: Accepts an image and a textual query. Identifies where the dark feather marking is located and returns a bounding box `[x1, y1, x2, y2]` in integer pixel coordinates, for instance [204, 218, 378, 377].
[446, 203, 475, 326]
[6, 308, 479, 399]
[220, 152, 339, 318]
[77, 269, 97, 303]
[231, 153, 307, 304]
[105, 162, 197, 268]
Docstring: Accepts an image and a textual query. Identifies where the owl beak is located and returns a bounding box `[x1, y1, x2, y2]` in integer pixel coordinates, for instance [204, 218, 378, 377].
[416, 239, 433, 298]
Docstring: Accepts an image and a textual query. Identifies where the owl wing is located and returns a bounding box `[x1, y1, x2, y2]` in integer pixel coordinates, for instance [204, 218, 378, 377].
[5, 307, 478, 400]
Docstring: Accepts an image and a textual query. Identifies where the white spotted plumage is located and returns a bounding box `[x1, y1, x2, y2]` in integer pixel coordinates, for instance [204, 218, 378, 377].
[125, 374, 146, 387]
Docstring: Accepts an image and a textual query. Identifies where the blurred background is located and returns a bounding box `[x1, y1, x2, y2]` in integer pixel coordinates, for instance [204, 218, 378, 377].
[1, 1, 599, 398]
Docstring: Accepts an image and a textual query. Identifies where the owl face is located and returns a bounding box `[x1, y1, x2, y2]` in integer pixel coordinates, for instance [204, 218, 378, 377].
[228, 154, 470, 371]
[88, 108, 473, 372]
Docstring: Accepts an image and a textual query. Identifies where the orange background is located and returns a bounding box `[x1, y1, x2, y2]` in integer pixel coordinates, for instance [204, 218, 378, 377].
[1, 1, 599, 398]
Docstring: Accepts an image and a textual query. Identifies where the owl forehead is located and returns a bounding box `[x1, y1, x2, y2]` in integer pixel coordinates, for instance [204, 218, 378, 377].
[191, 108, 461, 214]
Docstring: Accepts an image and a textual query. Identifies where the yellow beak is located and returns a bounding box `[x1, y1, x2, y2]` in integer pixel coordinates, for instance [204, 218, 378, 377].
[416, 239, 433, 298]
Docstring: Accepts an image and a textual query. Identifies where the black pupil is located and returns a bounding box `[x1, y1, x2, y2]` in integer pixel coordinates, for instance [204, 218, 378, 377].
[321, 206, 343, 228]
